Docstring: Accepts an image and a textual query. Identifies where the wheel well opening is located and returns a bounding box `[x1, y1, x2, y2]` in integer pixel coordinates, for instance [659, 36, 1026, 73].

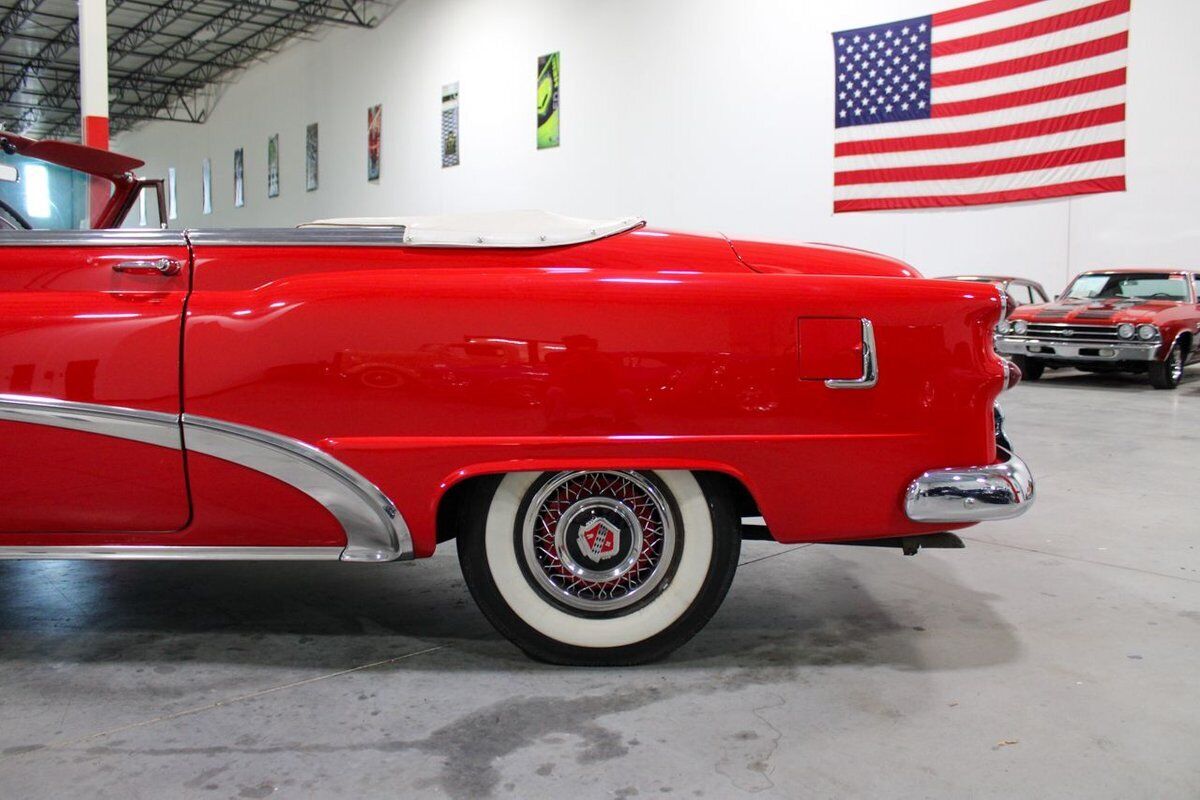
[1178, 332, 1193, 356]
[435, 470, 760, 545]
[694, 471, 760, 519]
[436, 475, 502, 545]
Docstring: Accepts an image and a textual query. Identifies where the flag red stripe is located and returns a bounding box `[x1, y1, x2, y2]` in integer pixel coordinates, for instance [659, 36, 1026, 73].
[835, 104, 1125, 157]
[932, 31, 1127, 88]
[835, 140, 1123, 185]
[931, 0, 1130, 58]
[932, 68, 1125, 117]
[833, 176, 1125, 212]
[932, 0, 1045, 26]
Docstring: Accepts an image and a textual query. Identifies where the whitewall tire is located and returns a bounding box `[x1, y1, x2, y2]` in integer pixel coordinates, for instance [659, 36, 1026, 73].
[457, 470, 740, 665]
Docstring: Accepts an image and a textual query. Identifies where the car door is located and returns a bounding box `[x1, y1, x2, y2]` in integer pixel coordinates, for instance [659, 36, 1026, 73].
[0, 230, 190, 533]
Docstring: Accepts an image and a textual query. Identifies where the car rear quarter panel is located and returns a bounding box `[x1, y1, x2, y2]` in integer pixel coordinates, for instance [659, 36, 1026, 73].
[183, 241, 1005, 556]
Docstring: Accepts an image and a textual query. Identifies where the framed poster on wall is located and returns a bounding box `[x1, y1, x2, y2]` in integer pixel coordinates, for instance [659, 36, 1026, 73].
[367, 104, 382, 181]
[306, 123, 319, 191]
[167, 166, 178, 220]
[267, 134, 280, 198]
[234, 147, 244, 208]
[202, 157, 212, 215]
[442, 82, 459, 168]
[537, 51, 560, 149]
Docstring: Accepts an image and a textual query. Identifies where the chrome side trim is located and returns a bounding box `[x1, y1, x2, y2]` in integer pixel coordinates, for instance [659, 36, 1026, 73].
[182, 415, 412, 562]
[826, 318, 879, 390]
[0, 393, 181, 449]
[0, 546, 343, 561]
[0, 229, 185, 247]
[185, 227, 409, 247]
[0, 394, 410, 562]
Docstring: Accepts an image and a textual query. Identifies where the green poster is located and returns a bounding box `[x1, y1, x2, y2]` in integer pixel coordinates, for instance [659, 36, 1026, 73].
[537, 51, 560, 149]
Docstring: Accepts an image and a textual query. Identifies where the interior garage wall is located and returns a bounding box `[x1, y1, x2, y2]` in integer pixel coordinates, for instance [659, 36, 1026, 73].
[114, 0, 1200, 294]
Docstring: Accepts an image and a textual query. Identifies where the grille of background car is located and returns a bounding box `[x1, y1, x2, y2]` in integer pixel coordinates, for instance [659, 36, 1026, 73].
[1020, 324, 1122, 341]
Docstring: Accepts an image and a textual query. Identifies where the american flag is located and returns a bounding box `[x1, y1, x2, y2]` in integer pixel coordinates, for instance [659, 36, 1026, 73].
[832, 0, 1129, 213]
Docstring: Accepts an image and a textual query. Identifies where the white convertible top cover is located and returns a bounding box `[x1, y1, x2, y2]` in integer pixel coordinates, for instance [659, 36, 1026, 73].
[299, 210, 644, 248]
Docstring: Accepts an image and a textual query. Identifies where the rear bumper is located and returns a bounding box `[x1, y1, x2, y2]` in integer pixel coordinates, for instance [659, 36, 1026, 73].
[995, 335, 1159, 362]
[904, 409, 1034, 524]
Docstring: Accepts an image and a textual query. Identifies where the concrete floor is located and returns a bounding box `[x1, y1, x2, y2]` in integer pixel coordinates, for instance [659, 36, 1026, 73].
[1, 369, 1198, 799]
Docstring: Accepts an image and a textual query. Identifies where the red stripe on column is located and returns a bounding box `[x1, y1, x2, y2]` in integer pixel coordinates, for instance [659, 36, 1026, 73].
[933, 0, 1045, 26]
[833, 175, 1125, 212]
[932, 0, 1129, 58]
[836, 140, 1124, 185]
[932, 31, 1128, 88]
[83, 114, 111, 228]
[932, 68, 1126, 117]
[83, 114, 109, 150]
[835, 104, 1125, 157]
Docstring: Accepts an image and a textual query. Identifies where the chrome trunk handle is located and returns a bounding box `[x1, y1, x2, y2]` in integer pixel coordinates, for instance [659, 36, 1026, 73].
[826, 318, 878, 389]
[113, 257, 181, 276]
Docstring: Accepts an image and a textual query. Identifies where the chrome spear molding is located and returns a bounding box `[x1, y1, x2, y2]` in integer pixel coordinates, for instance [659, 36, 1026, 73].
[0, 394, 411, 562]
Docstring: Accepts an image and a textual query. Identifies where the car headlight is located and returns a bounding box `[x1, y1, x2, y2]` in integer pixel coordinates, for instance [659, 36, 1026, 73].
[1012, 320, 1028, 335]
[1117, 323, 1135, 339]
[995, 320, 1011, 335]
[1136, 324, 1159, 341]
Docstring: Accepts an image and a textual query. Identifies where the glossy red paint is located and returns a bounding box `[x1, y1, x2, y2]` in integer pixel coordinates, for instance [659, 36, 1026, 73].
[0, 242, 190, 532]
[730, 239, 923, 278]
[177, 230, 1003, 556]
[1, 225, 1009, 555]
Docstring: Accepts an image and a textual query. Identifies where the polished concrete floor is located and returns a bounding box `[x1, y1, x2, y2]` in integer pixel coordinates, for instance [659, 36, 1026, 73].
[1, 369, 1198, 799]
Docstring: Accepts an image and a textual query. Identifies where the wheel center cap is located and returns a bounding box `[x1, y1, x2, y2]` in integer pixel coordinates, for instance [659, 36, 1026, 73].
[556, 498, 642, 582]
[576, 517, 622, 563]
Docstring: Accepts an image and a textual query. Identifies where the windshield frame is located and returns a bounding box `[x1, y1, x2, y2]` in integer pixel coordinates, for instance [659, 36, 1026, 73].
[0, 134, 143, 229]
[1062, 272, 1194, 304]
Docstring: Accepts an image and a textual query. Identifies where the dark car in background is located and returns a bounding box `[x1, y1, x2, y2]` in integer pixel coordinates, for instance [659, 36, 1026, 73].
[941, 275, 1051, 315]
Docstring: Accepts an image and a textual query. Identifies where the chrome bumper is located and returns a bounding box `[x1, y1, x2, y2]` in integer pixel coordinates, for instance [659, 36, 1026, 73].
[905, 411, 1035, 524]
[994, 335, 1159, 362]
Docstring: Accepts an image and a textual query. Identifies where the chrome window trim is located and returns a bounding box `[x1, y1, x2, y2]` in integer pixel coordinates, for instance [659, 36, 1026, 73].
[0, 230, 186, 247]
[184, 227, 409, 247]
[826, 318, 879, 390]
[0, 546, 343, 561]
[0, 394, 411, 562]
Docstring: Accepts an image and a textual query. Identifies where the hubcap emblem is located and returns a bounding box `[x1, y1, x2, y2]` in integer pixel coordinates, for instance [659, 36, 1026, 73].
[577, 517, 621, 563]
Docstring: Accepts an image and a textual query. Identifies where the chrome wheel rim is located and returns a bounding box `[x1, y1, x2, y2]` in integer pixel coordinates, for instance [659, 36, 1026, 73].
[1170, 347, 1184, 382]
[520, 470, 677, 613]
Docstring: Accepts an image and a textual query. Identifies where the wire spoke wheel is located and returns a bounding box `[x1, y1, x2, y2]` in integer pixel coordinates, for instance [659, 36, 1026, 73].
[519, 470, 678, 614]
[458, 469, 741, 665]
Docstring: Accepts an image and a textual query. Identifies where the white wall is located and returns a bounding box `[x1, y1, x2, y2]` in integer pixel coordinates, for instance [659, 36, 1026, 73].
[115, 0, 1200, 295]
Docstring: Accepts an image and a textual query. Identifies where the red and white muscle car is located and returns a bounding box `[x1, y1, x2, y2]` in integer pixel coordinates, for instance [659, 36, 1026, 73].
[996, 269, 1200, 390]
[0, 136, 1034, 665]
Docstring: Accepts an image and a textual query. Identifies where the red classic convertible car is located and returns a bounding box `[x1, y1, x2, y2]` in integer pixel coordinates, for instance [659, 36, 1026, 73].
[996, 269, 1200, 390]
[0, 135, 1034, 664]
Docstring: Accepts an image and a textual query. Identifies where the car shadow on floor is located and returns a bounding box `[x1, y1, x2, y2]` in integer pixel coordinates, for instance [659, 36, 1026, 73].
[1030, 368, 1199, 393]
[0, 550, 1020, 675]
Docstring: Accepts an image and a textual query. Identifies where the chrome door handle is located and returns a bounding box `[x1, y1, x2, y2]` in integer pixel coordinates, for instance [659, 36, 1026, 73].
[113, 257, 182, 276]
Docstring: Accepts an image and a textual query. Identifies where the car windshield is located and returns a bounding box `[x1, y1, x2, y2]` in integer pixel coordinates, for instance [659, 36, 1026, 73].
[1063, 273, 1189, 302]
[0, 152, 114, 230]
